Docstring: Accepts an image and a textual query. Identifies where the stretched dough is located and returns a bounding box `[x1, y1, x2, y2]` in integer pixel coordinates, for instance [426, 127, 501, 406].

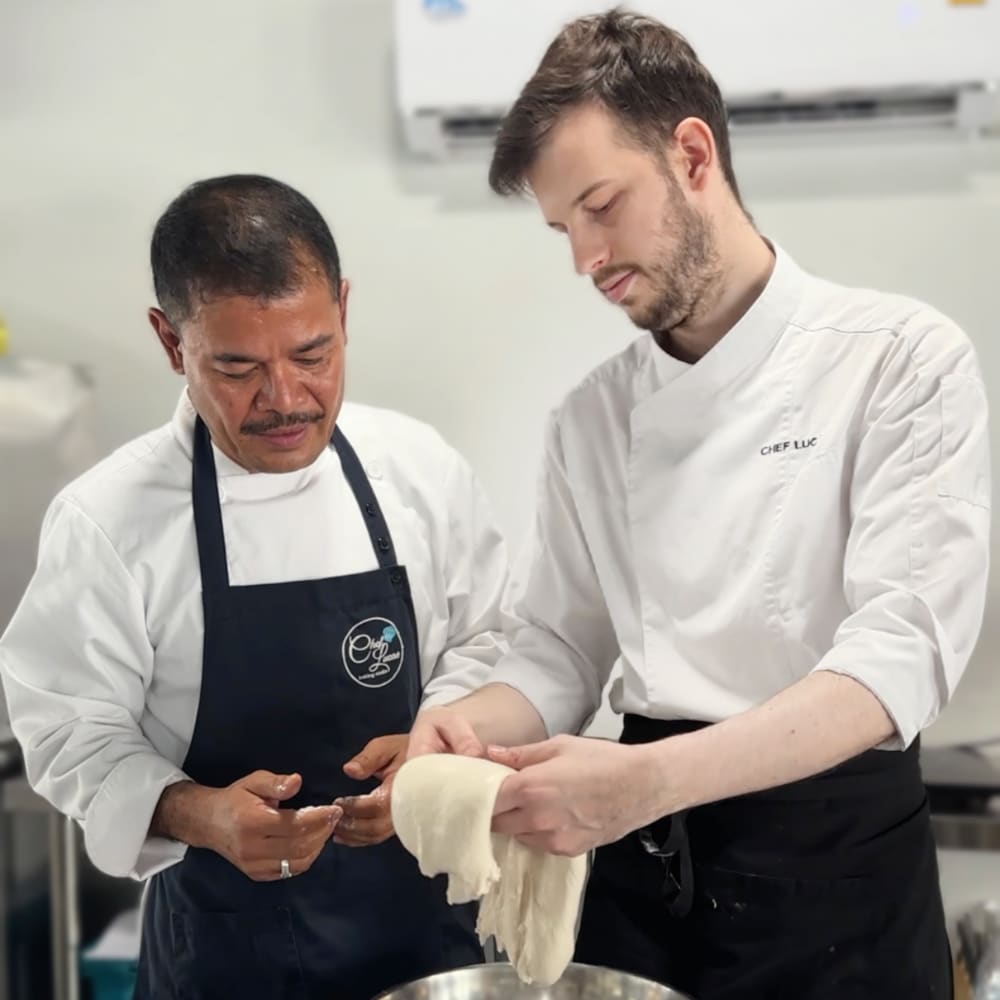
[391, 754, 587, 986]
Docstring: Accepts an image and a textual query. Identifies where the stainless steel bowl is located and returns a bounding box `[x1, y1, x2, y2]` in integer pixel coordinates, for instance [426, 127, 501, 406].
[373, 962, 692, 999]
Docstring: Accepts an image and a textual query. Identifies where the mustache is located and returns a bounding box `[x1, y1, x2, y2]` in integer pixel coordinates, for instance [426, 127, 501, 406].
[240, 411, 325, 435]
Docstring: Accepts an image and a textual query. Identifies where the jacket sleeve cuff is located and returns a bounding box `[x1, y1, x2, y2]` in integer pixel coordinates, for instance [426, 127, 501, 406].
[131, 836, 189, 881]
[418, 686, 472, 712]
[84, 754, 190, 878]
[811, 660, 914, 750]
[419, 632, 507, 713]
[488, 656, 597, 738]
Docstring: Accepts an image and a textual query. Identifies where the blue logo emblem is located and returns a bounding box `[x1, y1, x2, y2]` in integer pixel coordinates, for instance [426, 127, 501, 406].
[423, 0, 466, 18]
[343, 617, 405, 689]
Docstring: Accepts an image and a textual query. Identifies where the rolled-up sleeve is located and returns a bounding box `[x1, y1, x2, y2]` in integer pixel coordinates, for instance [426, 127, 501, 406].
[0, 498, 188, 878]
[419, 453, 510, 709]
[489, 413, 620, 737]
[814, 323, 991, 748]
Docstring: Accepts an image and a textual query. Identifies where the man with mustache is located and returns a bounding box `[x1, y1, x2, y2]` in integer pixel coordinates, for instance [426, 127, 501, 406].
[408, 10, 990, 999]
[0, 175, 509, 999]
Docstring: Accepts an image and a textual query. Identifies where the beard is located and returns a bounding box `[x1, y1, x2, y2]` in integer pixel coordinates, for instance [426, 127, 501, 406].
[623, 180, 722, 335]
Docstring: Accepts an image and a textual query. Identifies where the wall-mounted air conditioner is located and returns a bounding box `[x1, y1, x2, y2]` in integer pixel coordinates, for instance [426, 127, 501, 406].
[394, 0, 1000, 159]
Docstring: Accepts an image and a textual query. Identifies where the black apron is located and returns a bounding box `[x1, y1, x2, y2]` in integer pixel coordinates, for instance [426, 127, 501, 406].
[574, 716, 952, 1000]
[134, 418, 480, 1000]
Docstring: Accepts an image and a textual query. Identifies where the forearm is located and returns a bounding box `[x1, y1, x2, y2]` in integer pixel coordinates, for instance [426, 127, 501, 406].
[440, 682, 548, 747]
[653, 671, 896, 815]
[149, 779, 219, 849]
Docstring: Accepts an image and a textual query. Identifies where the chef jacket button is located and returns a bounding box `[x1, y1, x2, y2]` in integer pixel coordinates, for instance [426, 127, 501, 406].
[366, 461, 382, 480]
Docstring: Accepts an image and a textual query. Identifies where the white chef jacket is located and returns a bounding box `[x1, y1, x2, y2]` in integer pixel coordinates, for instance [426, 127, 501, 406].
[492, 245, 991, 750]
[0, 392, 509, 879]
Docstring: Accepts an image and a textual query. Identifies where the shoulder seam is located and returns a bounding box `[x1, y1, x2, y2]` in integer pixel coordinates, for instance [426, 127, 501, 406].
[51, 497, 144, 596]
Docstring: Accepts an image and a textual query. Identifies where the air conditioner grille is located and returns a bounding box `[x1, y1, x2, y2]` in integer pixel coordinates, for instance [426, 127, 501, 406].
[728, 87, 961, 127]
[422, 84, 987, 149]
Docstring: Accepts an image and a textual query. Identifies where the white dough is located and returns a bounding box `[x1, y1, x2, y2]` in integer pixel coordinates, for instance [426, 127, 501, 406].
[391, 754, 588, 986]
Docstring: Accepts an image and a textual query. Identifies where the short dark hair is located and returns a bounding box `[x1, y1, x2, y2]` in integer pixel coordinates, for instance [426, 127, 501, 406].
[150, 174, 342, 325]
[489, 8, 741, 203]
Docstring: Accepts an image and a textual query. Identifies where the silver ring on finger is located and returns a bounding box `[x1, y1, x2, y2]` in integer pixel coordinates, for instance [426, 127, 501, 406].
[280, 858, 292, 879]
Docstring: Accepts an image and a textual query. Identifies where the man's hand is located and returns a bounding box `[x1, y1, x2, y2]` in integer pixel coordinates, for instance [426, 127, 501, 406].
[153, 771, 341, 881]
[406, 706, 486, 760]
[335, 735, 408, 847]
[489, 735, 669, 857]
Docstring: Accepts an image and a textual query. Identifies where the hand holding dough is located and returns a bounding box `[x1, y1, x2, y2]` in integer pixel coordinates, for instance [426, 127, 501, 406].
[392, 754, 588, 986]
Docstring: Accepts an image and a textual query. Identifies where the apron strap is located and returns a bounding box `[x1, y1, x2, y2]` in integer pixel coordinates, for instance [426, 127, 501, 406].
[332, 427, 399, 569]
[192, 416, 230, 592]
[638, 812, 695, 918]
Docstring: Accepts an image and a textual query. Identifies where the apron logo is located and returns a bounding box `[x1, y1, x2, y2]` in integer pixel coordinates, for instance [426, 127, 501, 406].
[342, 617, 405, 689]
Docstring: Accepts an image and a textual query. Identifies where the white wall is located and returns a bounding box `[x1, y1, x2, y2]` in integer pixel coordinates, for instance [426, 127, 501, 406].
[2, 0, 999, 745]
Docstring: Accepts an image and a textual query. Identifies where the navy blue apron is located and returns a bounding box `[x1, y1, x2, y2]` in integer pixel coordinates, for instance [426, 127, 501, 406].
[134, 417, 480, 1000]
[575, 716, 952, 1000]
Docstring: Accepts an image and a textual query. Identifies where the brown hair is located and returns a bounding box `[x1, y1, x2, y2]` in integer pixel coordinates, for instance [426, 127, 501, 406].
[488, 7, 741, 203]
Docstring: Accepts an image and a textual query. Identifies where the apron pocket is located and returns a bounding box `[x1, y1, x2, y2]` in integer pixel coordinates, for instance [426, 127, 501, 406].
[170, 906, 306, 1000]
[690, 864, 876, 999]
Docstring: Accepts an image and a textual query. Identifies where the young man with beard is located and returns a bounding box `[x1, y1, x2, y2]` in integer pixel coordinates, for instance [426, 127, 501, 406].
[408, 10, 990, 998]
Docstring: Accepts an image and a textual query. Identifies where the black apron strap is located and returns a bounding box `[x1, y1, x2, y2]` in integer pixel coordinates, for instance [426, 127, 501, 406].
[638, 812, 694, 917]
[192, 416, 230, 592]
[332, 427, 399, 569]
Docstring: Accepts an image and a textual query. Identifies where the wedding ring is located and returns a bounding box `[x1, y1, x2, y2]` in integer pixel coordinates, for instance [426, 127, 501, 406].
[280, 858, 292, 879]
